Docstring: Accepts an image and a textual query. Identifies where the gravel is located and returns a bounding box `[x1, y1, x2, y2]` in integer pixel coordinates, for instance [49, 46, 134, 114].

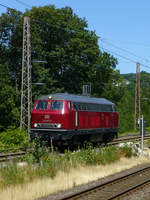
[38, 163, 150, 200]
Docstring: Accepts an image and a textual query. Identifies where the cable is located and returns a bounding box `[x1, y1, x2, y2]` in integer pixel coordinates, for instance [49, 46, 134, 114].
[100, 36, 150, 48]
[0, 2, 14, 10]
[101, 47, 150, 70]
[100, 39, 150, 63]
[15, 0, 32, 9]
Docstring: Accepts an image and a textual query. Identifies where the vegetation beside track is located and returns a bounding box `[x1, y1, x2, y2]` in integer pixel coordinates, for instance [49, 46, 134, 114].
[0, 128, 29, 152]
[0, 141, 135, 189]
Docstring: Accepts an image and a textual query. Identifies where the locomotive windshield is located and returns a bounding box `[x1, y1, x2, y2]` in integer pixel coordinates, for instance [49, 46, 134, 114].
[50, 101, 63, 110]
[35, 101, 48, 110]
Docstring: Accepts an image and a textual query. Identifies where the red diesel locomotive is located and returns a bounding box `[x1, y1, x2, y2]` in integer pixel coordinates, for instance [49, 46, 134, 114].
[30, 93, 118, 146]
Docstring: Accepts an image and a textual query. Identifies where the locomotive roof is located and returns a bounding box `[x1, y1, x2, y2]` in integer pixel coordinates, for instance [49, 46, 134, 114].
[38, 93, 114, 105]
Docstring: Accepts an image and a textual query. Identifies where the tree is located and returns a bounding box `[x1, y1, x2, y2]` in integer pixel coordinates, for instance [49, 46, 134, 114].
[91, 52, 118, 97]
[117, 89, 135, 133]
[102, 70, 125, 103]
[0, 63, 19, 131]
[27, 6, 102, 94]
[0, 6, 118, 97]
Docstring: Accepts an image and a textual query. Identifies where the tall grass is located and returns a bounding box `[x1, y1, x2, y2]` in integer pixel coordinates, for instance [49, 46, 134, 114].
[0, 143, 135, 189]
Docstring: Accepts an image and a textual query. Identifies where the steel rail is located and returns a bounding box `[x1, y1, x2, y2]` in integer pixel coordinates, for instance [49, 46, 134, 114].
[0, 134, 150, 162]
[57, 166, 150, 200]
[108, 134, 150, 145]
[0, 152, 27, 162]
[109, 179, 150, 200]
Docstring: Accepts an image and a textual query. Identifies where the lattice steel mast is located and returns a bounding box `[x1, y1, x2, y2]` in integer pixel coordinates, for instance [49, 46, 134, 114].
[20, 16, 32, 135]
[134, 62, 141, 130]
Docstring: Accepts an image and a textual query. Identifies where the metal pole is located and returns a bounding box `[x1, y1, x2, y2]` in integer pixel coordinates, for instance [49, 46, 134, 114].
[134, 62, 140, 130]
[20, 16, 32, 136]
[141, 115, 144, 155]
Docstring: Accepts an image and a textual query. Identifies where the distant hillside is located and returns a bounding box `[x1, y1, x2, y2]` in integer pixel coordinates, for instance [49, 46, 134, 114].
[120, 71, 150, 131]
[121, 71, 150, 88]
[121, 73, 136, 80]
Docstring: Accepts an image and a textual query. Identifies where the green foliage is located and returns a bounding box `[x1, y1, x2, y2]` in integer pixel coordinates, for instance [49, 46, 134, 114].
[119, 71, 150, 133]
[102, 70, 125, 102]
[0, 63, 19, 131]
[63, 144, 101, 167]
[99, 146, 121, 165]
[120, 145, 133, 158]
[0, 163, 27, 188]
[0, 128, 29, 150]
[0, 145, 135, 188]
[117, 88, 135, 133]
[92, 52, 118, 97]
[146, 139, 150, 148]
[32, 137, 49, 164]
[0, 161, 57, 188]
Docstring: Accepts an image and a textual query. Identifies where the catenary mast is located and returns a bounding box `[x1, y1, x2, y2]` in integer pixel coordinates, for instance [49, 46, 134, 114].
[20, 16, 32, 135]
[134, 62, 141, 130]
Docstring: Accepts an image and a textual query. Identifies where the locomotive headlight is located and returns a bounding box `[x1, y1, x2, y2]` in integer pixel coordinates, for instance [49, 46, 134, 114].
[57, 124, 61, 128]
[34, 123, 38, 127]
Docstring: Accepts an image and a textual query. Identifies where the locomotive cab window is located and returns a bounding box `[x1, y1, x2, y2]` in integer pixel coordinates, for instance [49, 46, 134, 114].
[35, 101, 48, 110]
[50, 101, 63, 110]
[68, 102, 73, 110]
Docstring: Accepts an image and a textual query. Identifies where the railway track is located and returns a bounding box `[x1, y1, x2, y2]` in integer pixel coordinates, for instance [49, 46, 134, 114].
[0, 148, 32, 162]
[0, 134, 150, 163]
[0, 152, 26, 162]
[109, 133, 150, 145]
[54, 165, 150, 200]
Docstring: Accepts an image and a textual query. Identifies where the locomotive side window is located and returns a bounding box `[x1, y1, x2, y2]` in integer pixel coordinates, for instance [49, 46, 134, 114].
[101, 104, 113, 112]
[112, 105, 117, 112]
[72, 102, 115, 112]
[87, 103, 99, 112]
[82, 104, 88, 111]
[73, 102, 88, 111]
[35, 101, 48, 110]
[50, 101, 63, 110]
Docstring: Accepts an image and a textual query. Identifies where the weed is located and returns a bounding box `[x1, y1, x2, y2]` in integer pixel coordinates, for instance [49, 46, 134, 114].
[100, 146, 121, 165]
[146, 139, 150, 148]
[0, 163, 26, 188]
[32, 137, 49, 164]
[0, 144, 135, 189]
[120, 145, 134, 158]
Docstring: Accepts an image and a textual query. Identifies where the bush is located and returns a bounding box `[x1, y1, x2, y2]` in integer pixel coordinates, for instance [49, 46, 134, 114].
[74, 144, 101, 166]
[99, 146, 121, 165]
[120, 145, 133, 158]
[0, 128, 29, 151]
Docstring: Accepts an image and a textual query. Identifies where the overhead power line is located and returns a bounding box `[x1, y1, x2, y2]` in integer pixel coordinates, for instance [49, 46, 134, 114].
[0, 1, 31, 11]
[0, 2, 14, 10]
[100, 37, 150, 48]
[101, 39, 150, 63]
[15, 0, 32, 9]
[101, 47, 150, 70]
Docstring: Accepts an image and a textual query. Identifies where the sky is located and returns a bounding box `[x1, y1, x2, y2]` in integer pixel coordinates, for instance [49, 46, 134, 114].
[0, 0, 150, 74]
